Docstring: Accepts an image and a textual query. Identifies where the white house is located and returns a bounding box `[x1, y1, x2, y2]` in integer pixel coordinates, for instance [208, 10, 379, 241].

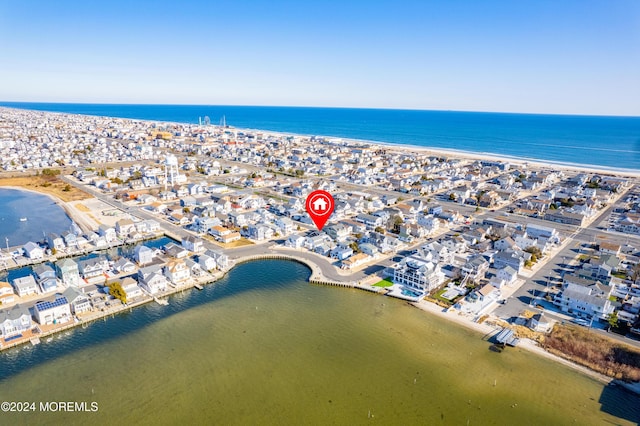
[164, 259, 191, 284]
[62, 287, 92, 314]
[120, 277, 144, 300]
[393, 255, 445, 293]
[113, 258, 136, 274]
[34, 296, 72, 325]
[198, 254, 217, 272]
[0, 281, 15, 304]
[23, 242, 44, 260]
[182, 236, 205, 253]
[285, 235, 305, 249]
[12, 275, 39, 297]
[98, 225, 117, 242]
[138, 265, 168, 294]
[497, 266, 518, 285]
[55, 258, 80, 288]
[115, 219, 136, 237]
[134, 245, 155, 266]
[0, 304, 32, 339]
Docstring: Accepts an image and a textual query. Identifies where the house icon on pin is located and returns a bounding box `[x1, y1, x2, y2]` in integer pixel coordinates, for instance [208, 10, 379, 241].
[312, 197, 328, 212]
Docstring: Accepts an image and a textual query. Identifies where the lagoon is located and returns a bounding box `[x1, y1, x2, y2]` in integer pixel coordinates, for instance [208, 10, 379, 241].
[0, 188, 72, 247]
[0, 260, 638, 425]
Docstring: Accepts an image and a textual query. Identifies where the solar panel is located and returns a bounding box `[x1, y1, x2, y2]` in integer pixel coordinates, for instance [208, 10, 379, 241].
[35, 296, 69, 311]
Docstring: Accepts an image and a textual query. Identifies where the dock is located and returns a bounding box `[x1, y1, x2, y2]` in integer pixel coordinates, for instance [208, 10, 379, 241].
[154, 297, 169, 306]
[495, 328, 520, 347]
[30, 337, 40, 346]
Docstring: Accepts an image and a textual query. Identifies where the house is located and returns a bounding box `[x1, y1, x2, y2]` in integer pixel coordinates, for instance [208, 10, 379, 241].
[324, 223, 352, 242]
[137, 265, 169, 294]
[164, 259, 191, 284]
[164, 243, 190, 259]
[120, 277, 144, 300]
[554, 281, 614, 320]
[359, 243, 379, 256]
[46, 233, 65, 251]
[497, 265, 518, 284]
[493, 250, 525, 273]
[55, 258, 81, 288]
[355, 213, 384, 230]
[115, 219, 136, 237]
[12, 275, 39, 297]
[62, 232, 77, 248]
[341, 252, 370, 270]
[247, 224, 274, 241]
[198, 254, 217, 272]
[220, 232, 241, 244]
[285, 234, 305, 249]
[461, 255, 490, 282]
[77, 255, 109, 281]
[23, 242, 44, 260]
[330, 246, 354, 261]
[274, 217, 294, 234]
[87, 232, 107, 248]
[393, 255, 445, 293]
[0, 304, 32, 339]
[98, 225, 117, 242]
[182, 236, 205, 253]
[33, 264, 58, 293]
[34, 296, 72, 325]
[113, 257, 136, 274]
[62, 287, 92, 314]
[0, 281, 15, 304]
[134, 245, 155, 266]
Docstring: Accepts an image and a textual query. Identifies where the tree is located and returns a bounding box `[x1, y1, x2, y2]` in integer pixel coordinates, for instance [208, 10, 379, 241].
[449, 193, 456, 201]
[607, 311, 619, 330]
[62, 184, 72, 192]
[374, 226, 385, 234]
[109, 282, 127, 304]
[349, 242, 360, 253]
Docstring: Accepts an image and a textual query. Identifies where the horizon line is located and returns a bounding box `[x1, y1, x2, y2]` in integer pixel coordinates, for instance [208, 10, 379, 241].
[1, 100, 639, 119]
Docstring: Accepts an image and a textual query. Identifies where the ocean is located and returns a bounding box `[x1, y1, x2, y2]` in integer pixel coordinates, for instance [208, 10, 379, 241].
[0, 188, 72, 247]
[1, 102, 639, 171]
[1, 260, 638, 425]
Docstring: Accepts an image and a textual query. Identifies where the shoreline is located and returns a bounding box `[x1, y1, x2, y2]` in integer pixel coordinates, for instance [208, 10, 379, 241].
[1, 105, 638, 177]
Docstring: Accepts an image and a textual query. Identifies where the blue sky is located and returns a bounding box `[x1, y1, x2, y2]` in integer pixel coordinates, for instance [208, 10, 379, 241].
[0, 0, 639, 115]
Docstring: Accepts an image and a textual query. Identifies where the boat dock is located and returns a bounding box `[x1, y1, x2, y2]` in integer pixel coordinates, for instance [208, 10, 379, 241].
[495, 328, 520, 347]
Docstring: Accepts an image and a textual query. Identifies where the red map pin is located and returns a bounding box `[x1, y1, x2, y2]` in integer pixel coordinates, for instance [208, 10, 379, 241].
[305, 190, 335, 231]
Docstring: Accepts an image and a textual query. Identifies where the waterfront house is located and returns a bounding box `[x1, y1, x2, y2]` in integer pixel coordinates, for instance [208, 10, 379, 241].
[0, 304, 32, 339]
[197, 254, 217, 272]
[55, 258, 81, 288]
[461, 255, 490, 282]
[77, 255, 109, 282]
[12, 275, 39, 297]
[34, 296, 72, 325]
[182, 235, 205, 253]
[0, 281, 15, 304]
[87, 232, 107, 248]
[393, 255, 445, 293]
[62, 287, 92, 314]
[134, 245, 155, 266]
[554, 281, 614, 321]
[113, 257, 136, 274]
[46, 233, 66, 252]
[62, 232, 77, 248]
[137, 265, 168, 294]
[164, 259, 191, 284]
[463, 284, 500, 313]
[330, 246, 354, 261]
[98, 224, 117, 242]
[115, 219, 136, 237]
[33, 264, 58, 293]
[23, 241, 44, 260]
[120, 277, 143, 300]
[164, 243, 189, 259]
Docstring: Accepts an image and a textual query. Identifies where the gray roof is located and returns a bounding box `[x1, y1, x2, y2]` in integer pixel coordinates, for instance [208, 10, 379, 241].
[0, 304, 31, 322]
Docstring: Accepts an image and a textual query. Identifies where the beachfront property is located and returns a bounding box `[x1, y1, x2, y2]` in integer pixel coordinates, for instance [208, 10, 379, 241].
[181, 235, 204, 253]
[34, 296, 72, 325]
[393, 255, 445, 294]
[77, 255, 109, 283]
[0, 304, 32, 340]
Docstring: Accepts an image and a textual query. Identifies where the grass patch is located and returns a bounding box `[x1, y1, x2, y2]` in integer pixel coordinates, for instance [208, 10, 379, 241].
[612, 271, 627, 280]
[373, 277, 394, 288]
[543, 324, 640, 381]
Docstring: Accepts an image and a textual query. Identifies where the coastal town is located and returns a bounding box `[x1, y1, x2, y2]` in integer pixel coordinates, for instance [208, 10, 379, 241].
[0, 106, 639, 387]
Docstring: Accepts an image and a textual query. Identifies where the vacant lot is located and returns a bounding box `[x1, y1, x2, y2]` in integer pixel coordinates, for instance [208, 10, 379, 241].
[543, 324, 640, 382]
[0, 175, 90, 202]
